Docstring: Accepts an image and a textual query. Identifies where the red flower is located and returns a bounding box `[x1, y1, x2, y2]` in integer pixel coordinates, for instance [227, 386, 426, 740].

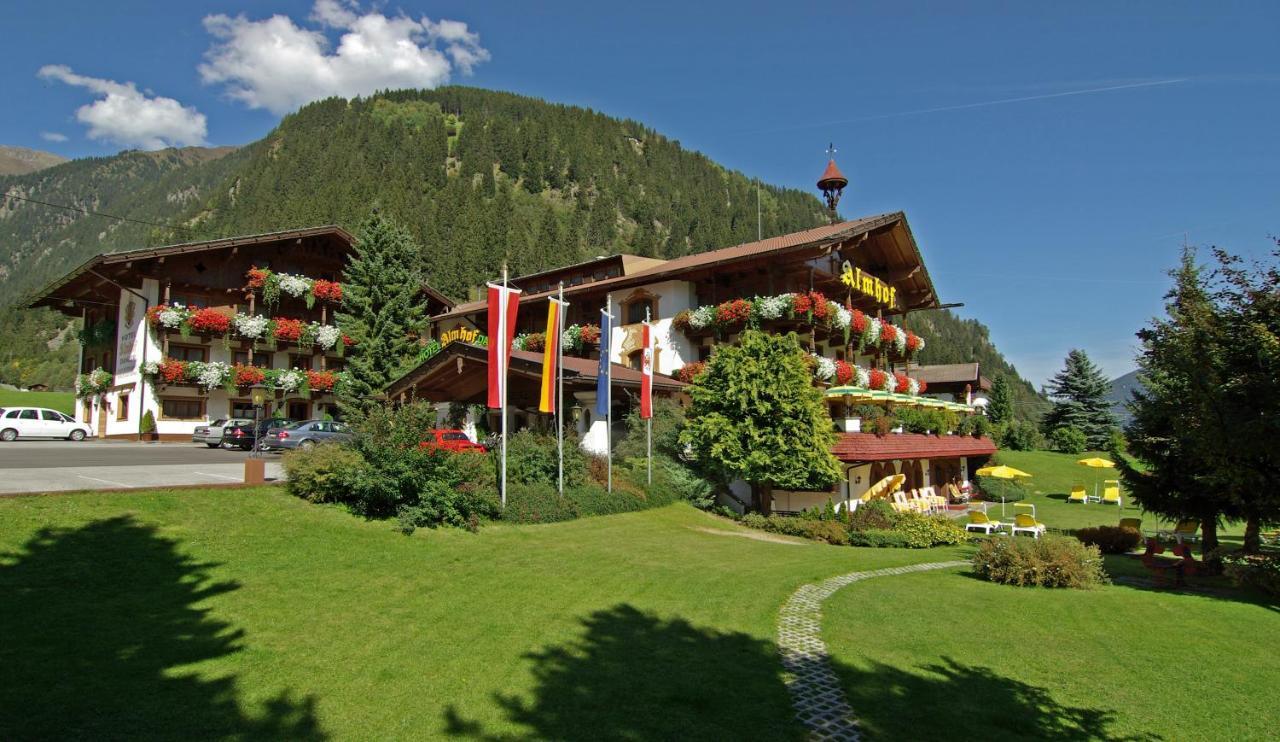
[905, 331, 920, 352]
[146, 304, 168, 326]
[273, 317, 303, 341]
[234, 364, 265, 387]
[835, 360, 854, 386]
[790, 292, 812, 315]
[159, 359, 187, 384]
[809, 292, 830, 320]
[881, 323, 898, 344]
[306, 370, 336, 392]
[246, 267, 270, 289]
[715, 299, 752, 325]
[580, 324, 601, 345]
[523, 333, 546, 353]
[851, 308, 867, 333]
[189, 307, 231, 334]
[868, 368, 886, 391]
[676, 362, 706, 384]
[342, 334, 355, 346]
[312, 279, 343, 303]
[894, 372, 910, 394]
[918, 380, 928, 394]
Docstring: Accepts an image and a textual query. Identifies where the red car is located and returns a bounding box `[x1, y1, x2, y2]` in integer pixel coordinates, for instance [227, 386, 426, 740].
[419, 429, 486, 454]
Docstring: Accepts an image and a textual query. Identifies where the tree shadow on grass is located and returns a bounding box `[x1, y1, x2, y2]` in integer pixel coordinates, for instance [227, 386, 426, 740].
[0, 516, 324, 740]
[442, 603, 802, 741]
[835, 656, 1161, 741]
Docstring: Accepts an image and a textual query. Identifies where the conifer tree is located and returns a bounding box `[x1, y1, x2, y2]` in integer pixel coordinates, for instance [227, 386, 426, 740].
[987, 375, 1014, 425]
[336, 211, 427, 417]
[680, 330, 840, 512]
[1041, 349, 1116, 449]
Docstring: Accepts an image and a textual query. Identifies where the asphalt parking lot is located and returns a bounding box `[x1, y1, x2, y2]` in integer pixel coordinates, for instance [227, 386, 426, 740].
[0, 440, 285, 494]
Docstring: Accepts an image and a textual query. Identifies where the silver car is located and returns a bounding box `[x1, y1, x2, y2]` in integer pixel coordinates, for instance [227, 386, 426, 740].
[260, 419, 354, 451]
[192, 418, 253, 448]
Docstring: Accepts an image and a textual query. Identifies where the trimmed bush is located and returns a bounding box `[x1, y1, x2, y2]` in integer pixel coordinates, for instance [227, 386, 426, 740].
[975, 474, 1027, 503]
[1049, 426, 1088, 454]
[848, 499, 895, 531]
[283, 445, 367, 504]
[1076, 525, 1142, 554]
[742, 514, 850, 545]
[502, 482, 578, 524]
[846, 529, 913, 548]
[508, 429, 589, 488]
[888, 511, 972, 548]
[973, 535, 1108, 589]
[140, 410, 157, 435]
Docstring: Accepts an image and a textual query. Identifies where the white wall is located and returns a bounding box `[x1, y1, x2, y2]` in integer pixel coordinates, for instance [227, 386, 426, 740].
[602, 280, 698, 375]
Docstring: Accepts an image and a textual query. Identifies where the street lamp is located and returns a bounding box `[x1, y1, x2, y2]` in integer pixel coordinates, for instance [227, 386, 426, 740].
[250, 382, 267, 459]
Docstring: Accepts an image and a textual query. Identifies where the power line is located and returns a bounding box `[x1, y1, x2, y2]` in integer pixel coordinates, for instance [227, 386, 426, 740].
[1, 190, 197, 234]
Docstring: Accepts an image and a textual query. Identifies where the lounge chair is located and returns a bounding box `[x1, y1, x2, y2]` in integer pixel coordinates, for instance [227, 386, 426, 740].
[1157, 519, 1200, 544]
[1101, 480, 1122, 507]
[1011, 512, 1046, 539]
[910, 489, 933, 514]
[1068, 483, 1089, 504]
[891, 491, 914, 514]
[921, 486, 946, 512]
[965, 509, 1004, 535]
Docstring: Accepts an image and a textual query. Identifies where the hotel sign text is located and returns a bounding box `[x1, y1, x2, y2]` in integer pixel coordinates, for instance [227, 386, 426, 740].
[440, 326, 482, 347]
[840, 261, 897, 308]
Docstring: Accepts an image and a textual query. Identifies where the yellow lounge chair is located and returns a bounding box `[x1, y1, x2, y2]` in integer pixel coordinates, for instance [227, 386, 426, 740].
[1101, 480, 1122, 507]
[965, 509, 1004, 535]
[1157, 519, 1200, 544]
[1011, 512, 1046, 538]
[891, 491, 914, 514]
[921, 486, 947, 512]
[1068, 483, 1088, 504]
[910, 489, 932, 514]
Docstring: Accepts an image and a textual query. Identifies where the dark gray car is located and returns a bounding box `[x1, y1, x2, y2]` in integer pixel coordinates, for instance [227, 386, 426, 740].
[260, 419, 354, 451]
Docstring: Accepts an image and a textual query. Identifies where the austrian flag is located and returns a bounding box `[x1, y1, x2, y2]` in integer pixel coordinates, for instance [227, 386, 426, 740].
[486, 283, 522, 409]
[640, 321, 654, 419]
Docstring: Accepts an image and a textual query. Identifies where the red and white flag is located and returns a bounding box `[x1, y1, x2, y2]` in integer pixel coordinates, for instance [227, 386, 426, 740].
[640, 321, 654, 419]
[486, 283, 522, 409]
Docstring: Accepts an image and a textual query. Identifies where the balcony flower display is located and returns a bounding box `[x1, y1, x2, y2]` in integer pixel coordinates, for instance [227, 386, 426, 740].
[715, 299, 752, 325]
[905, 331, 925, 356]
[278, 273, 311, 299]
[752, 294, 790, 322]
[75, 367, 112, 398]
[189, 307, 232, 335]
[313, 324, 342, 351]
[834, 359, 855, 386]
[560, 323, 600, 353]
[854, 365, 870, 389]
[513, 332, 546, 353]
[868, 368, 889, 392]
[234, 313, 271, 340]
[147, 303, 191, 330]
[306, 369, 336, 393]
[894, 372, 911, 394]
[272, 369, 305, 393]
[675, 361, 706, 384]
[688, 305, 715, 330]
[234, 364, 266, 387]
[811, 354, 836, 382]
[311, 279, 343, 303]
[273, 317, 303, 342]
[245, 266, 343, 309]
[196, 361, 232, 391]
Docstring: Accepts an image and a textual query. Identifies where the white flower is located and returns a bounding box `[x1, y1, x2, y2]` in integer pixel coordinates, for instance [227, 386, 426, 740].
[834, 305, 852, 329]
[313, 324, 341, 350]
[865, 317, 882, 345]
[754, 294, 789, 321]
[812, 354, 836, 381]
[689, 306, 715, 329]
[143, 360, 160, 375]
[893, 327, 907, 356]
[196, 361, 230, 390]
[277, 273, 312, 298]
[234, 313, 271, 339]
[276, 369, 304, 392]
[914, 336, 926, 353]
[158, 305, 187, 328]
[854, 365, 870, 389]
[511, 335, 526, 351]
[908, 378, 920, 396]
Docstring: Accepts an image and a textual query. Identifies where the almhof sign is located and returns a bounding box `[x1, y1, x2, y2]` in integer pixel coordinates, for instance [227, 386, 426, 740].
[440, 326, 482, 347]
[840, 261, 897, 309]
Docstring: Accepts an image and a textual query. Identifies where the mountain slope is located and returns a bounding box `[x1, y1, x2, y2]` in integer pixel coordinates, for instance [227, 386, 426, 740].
[1106, 369, 1142, 426]
[0, 87, 1046, 409]
[0, 146, 68, 176]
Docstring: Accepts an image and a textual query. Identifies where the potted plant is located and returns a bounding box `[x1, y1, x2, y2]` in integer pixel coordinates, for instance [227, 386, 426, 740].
[140, 410, 158, 442]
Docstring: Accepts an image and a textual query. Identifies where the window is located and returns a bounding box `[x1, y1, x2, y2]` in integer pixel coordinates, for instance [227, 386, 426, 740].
[169, 345, 207, 363]
[41, 410, 63, 421]
[326, 359, 344, 372]
[230, 400, 257, 418]
[626, 300, 654, 326]
[161, 398, 204, 420]
[626, 349, 644, 370]
[116, 395, 130, 421]
[102, 352, 113, 371]
[289, 354, 313, 370]
[287, 401, 309, 420]
[4, 409, 20, 419]
[234, 351, 272, 368]
[19, 410, 38, 420]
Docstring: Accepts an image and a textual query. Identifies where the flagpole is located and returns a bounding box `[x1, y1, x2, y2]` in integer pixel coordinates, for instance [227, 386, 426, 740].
[500, 263, 509, 509]
[645, 307, 652, 486]
[605, 294, 613, 495]
[557, 282, 565, 497]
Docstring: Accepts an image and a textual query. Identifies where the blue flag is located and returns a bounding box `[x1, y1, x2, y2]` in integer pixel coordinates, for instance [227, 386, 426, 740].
[596, 307, 611, 416]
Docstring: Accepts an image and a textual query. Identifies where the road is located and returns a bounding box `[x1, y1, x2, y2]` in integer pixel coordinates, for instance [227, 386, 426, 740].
[0, 440, 285, 494]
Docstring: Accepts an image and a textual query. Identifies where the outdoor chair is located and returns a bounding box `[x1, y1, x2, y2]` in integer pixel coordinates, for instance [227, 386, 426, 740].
[1011, 512, 1046, 538]
[965, 509, 1004, 535]
[1157, 519, 1200, 544]
[1068, 483, 1089, 504]
[910, 490, 932, 514]
[1101, 480, 1122, 507]
[891, 491, 914, 514]
[921, 486, 946, 512]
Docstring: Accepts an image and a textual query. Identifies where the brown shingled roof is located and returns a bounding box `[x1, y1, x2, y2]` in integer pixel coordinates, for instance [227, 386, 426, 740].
[832, 432, 997, 462]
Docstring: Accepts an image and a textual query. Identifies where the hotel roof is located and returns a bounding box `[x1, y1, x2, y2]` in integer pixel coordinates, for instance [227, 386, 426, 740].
[831, 432, 997, 463]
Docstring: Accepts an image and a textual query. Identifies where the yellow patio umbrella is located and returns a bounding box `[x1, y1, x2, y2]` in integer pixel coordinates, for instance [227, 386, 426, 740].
[1077, 457, 1116, 501]
[863, 473, 906, 501]
[973, 465, 1031, 516]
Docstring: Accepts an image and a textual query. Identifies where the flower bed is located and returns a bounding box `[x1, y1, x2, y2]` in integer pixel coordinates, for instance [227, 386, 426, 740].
[672, 292, 926, 357]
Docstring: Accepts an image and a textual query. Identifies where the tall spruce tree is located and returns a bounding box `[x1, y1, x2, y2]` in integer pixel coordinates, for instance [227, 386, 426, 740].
[336, 212, 428, 417]
[987, 375, 1014, 425]
[1041, 349, 1116, 448]
[680, 330, 840, 512]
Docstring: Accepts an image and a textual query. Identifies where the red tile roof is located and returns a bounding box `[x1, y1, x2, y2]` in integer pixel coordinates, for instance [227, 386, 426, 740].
[817, 159, 848, 188]
[831, 432, 996, 462]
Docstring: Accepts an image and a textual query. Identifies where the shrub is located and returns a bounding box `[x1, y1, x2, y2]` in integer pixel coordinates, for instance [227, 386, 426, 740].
[502, 482, 578, 524]
[507, 429, 588, 488]
[738, 514, 849, 545]
[283, 445, 368, 503]
[973, 535, 1108, 588]
[1221, 553, 1280, 597]
[955, 415, 992, 438]
[998, 419, 1044, 451]
[846, 529, 913, 548]
[849, 499, 895, 531]
[975, 474, 1027, 503]
[1076, 525, 1142, 554]
[889, 511, 971, 548]
[1049, 426, 1088, 454]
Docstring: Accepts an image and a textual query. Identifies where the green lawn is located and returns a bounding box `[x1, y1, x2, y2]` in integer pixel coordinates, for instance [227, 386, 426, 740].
[0, 487, 963, 740]
[824, 566, 1279, 741]
[0, 389, 76, 415]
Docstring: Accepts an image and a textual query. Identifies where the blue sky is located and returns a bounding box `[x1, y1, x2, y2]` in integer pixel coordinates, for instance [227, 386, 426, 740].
[3, 1, 1278, 387]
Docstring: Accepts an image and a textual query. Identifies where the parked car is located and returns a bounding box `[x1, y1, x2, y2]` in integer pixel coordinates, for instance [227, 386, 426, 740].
[260, 419, 354, 452]
[221, 418, 295, 451]
[192, 418, 253, 448]
[0, 407, 94, 442]
[419, 429, 486, 454]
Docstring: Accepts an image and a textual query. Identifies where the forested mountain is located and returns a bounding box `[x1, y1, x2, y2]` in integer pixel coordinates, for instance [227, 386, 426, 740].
[0, 86, 1045, 413]
[0, 146, 67, 176]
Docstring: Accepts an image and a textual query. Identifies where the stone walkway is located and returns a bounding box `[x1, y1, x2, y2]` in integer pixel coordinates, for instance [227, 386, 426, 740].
[777, 560, 969, 741]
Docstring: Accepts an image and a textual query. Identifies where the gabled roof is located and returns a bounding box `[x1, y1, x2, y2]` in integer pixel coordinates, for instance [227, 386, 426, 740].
[832, 432, 996, 462]
[912, 363, 992, 392]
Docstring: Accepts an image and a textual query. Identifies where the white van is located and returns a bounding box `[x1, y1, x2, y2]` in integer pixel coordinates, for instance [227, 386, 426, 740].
[0, 407, 94, 441]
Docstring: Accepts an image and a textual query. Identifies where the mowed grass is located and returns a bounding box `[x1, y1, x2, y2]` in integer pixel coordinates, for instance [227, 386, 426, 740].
[0, 389, 75, 415]
[0, 487, 967, 740]
[824, 566, 1279, 741]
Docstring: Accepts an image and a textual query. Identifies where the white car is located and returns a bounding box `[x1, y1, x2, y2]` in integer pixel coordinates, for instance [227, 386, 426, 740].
[0, 407, 94, 441]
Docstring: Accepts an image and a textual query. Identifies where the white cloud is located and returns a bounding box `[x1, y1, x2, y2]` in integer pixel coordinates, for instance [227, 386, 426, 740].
[199, 1, 490, 116]
[39, 131, 68, 143]
[37, 65, 208, 150]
